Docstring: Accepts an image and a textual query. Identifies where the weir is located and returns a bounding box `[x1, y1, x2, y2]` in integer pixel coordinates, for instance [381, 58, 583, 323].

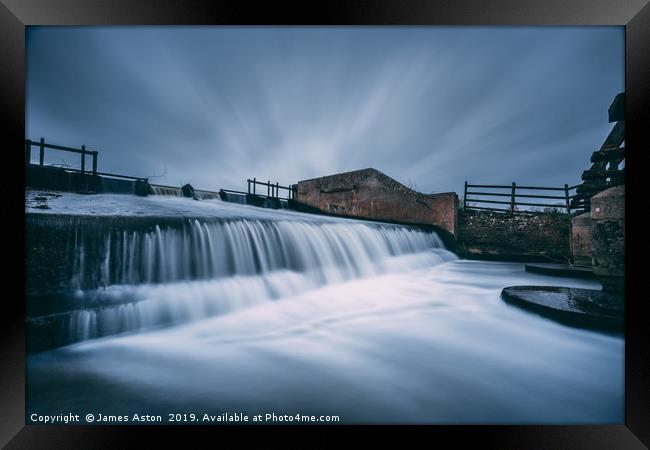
[25, 90, 627, 353]
[26, 206, 455, 352]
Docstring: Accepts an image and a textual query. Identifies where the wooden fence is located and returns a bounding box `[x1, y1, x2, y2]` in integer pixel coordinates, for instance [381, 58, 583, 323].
[246, 178, 296, 200]
[25, 137, 147, 182]
[463, 181, 582, 214]
[570, 92, 625, 211]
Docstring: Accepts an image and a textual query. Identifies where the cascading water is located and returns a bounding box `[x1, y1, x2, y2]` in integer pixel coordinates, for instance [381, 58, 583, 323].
[47, 214, 455, 345]
[25, 193, 623, 423]
[73, 219, 448, 287]
[149, 185, 184, 196]
[218, 191, 248, 204]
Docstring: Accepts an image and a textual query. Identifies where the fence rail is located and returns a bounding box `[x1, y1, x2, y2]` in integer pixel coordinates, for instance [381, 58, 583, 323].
[247, 178, 296, 200]
[26, 137, 99, 175]
[463, 182, 583, 214]
[25, 138, 148, 182]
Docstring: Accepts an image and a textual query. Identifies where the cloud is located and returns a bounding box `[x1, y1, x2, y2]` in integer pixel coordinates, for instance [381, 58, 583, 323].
[27, 26, 623, 194]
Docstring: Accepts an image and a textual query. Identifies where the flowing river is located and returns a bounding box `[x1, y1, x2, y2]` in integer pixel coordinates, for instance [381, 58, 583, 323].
[26, 193, 623, 424]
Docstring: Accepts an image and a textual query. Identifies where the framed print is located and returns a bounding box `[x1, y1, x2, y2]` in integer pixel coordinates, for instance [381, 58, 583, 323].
[2, 0, 649, 448]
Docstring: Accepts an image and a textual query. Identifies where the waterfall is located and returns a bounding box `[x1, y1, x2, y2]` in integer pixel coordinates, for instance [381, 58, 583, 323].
[71, 219, 448, 287]
[150, 185, 183, 196]
[218, 191, 247, 204]
[30, 214, 456, 348]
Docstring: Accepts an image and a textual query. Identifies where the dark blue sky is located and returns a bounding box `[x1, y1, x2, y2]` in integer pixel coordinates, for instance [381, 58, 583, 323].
[26, 26, 624, 194]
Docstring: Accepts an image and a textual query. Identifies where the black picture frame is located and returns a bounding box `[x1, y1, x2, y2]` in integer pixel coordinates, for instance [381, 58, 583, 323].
[2, 1, 648, 447]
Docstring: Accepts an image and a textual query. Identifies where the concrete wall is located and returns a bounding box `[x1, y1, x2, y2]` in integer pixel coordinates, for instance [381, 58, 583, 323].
[26, 165, 102, 193]
[25, 213, 194, 297]
[294, 168, 458, 236]
[26, 165, 151, 195]
[456, 209, 571, 261]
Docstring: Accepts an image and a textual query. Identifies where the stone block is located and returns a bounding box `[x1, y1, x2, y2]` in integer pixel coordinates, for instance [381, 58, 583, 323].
[590, 185, 625, 294]
[591, 185, 624, 220]
[571, 212, 593, 267]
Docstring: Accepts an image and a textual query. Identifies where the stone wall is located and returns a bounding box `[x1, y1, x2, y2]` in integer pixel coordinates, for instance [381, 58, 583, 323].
[456, 209, 572, 261]
[294, 168, 458, 236]
[590, 185, 624, 293]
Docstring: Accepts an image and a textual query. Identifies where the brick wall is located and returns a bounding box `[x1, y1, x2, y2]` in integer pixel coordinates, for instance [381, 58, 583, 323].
[295, 168, 458, 236]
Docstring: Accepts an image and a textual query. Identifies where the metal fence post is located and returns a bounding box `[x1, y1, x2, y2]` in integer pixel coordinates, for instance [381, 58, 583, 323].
[253, 177, 256, 194]
[510, 182, 516, 213]
[81, 145, 86, 174]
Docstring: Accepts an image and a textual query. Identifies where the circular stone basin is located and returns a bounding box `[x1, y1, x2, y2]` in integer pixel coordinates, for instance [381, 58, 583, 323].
[501, 286, 623, 334]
